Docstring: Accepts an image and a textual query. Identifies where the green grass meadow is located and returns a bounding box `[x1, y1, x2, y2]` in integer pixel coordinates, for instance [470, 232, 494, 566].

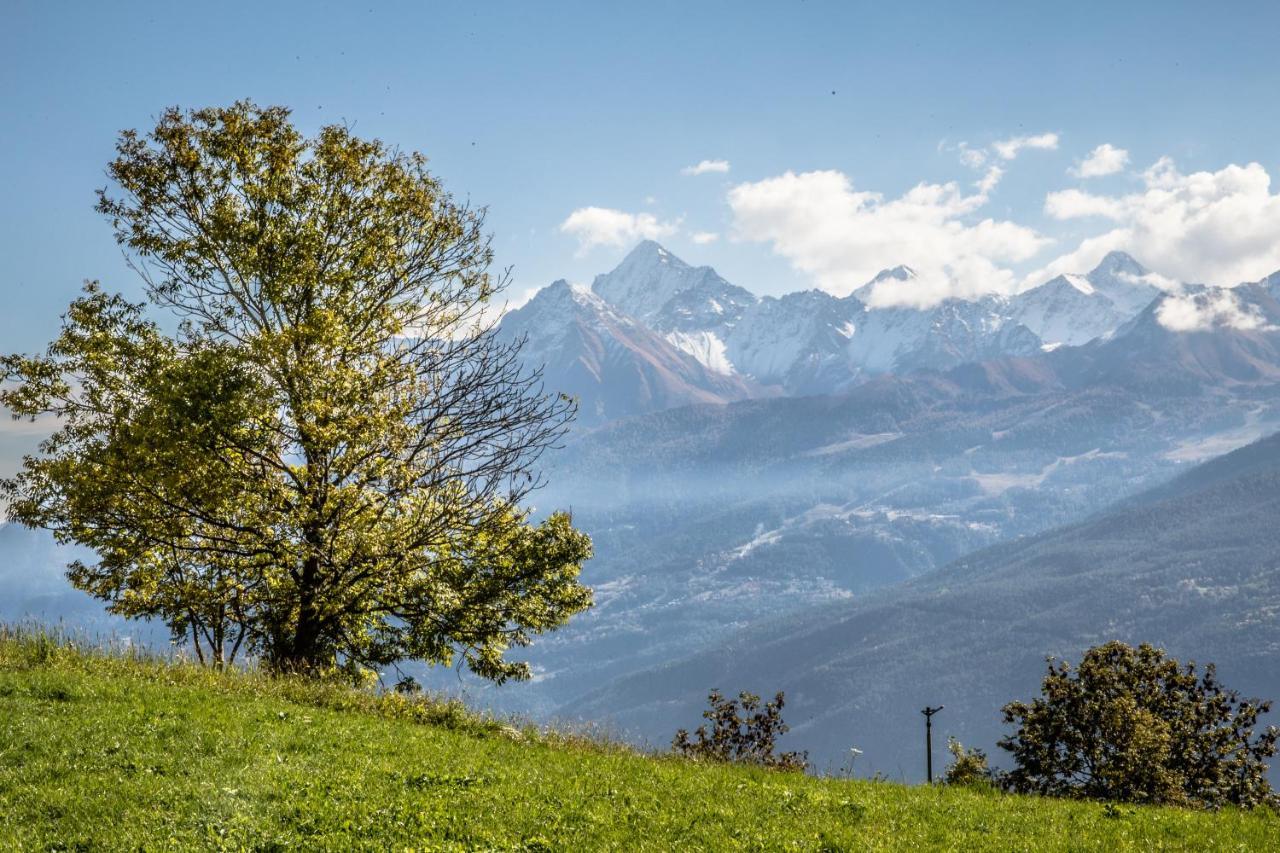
[1, 629, 1276, 851]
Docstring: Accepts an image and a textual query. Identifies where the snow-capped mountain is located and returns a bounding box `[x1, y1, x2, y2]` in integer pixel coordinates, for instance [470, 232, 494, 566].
[1007, 274, 1118, 347]
[496, 279, 760, 425]
[847, 294, 1041, 374]
[1079, 281, 1280, 388]
[1087, 250, 1164, 316]
[591, 240, 756, 331]
[721, 289, 863, 393]
[1246, 269, 1280, 301]
[589, 241, 759, 378]
[500, 244, 1185, 425]
[1008, 251, 1162, 346]
[849, 264, 917, 303]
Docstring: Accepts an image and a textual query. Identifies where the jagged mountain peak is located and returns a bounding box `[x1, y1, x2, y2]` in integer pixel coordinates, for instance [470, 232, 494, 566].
[507, 244, 1272, 424]
[527, 278, 614, 316]
[619, 239, 688, 271]
[1246, 269, 1280, 301]
[1008, 253, 1165, 347]
[1089, 250, 1148, 279]
[591, 242, 752, 327]
[1086, 251, 1162, 317]
[1056, 273, 1096, 295]
[498, 275, 760, 426]
[851, 264, 917, 302]
[767, 287, 844, 307]
[871, 264, 917, 283]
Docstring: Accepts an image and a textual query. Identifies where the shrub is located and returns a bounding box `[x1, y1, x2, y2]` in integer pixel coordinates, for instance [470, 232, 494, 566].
[944, 738, 995, 788]
[673, 690, 807, 771]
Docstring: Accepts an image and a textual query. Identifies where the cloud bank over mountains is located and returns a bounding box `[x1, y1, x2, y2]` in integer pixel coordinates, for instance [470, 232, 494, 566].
[727, 169, 1047, 307]
[1035, 158, 1280, 290]
[1156, 288, 1274, 333]
[559, 137, 1280, 310]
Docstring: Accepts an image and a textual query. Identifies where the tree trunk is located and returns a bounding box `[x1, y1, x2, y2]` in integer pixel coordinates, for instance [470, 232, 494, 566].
[277, 552, 326, 673]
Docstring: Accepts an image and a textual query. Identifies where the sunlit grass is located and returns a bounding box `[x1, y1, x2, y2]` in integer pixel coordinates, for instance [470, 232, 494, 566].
[1, 626, 1276, 850]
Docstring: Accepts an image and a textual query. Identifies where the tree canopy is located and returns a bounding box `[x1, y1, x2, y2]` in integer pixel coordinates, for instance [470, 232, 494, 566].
[1, 102, 592, 680]
[999, 641, 1278, 808]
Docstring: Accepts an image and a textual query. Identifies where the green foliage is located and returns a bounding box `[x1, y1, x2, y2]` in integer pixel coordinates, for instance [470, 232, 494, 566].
[2, 629, 1278, 851]
[1000, 641, 1279, 809]
[1, 102, 592, 679]
[943, 738, 994, 788]
[673, 689, 808, 771]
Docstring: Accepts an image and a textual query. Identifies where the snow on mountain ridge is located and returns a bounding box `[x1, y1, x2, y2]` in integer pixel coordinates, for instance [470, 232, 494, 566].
[1007, 253, 1164, 347]
[497, 276, 760, 425]
[1084, 251, 1162, 318]
[500, 243, 1199, 421]
[850, 294, 1040, 374]
[851, 264, 919, 303]
[664, 330, 734, 376]
[723, 289, 863, 392]
[1063, 274, 1095, 295]
[591, 240, 756, 329]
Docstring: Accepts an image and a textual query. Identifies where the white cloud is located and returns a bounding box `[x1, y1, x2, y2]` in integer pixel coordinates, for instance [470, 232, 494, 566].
[560, 207, 679, 255]
[976, 165, 1004, 194]
[728, 169, 1049, 307]
[1072, 143, 1130, 178]
[681, 159, 731, 176]
[1120, 269, 1182, 292]
[690, 231, 719, 245]
[1033, 158, 1280, 287]
[1156, 289, 1271, 332]
[946, 134, 1054, 193]
[1043, 188, 1126, 220]
[958, 144, 987, 169]
[992, 132, 1060, 160]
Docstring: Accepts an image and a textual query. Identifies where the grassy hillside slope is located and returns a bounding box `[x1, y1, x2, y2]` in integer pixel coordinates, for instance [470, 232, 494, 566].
[1, 632, 1276, 850]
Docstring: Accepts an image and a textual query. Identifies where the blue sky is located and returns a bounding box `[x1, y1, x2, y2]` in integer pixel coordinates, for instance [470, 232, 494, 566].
[5, 1, 1280, 349]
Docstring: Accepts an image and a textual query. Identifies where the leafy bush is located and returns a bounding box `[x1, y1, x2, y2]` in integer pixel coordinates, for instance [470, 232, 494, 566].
[673, 690, 807, 771]
[999, 641, 1278, 809]
[944, 738, 995, 788]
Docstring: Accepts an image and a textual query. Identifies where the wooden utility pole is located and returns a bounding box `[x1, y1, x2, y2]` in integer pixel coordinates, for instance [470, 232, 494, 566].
[921, 705, 944, 783]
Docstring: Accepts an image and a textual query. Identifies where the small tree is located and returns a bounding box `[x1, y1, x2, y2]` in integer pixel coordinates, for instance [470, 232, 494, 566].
[673, 690, 807, 771]
[943, 738, 994, 788]
[999, 641, 1278, 808]
[1, 102, 592, 678]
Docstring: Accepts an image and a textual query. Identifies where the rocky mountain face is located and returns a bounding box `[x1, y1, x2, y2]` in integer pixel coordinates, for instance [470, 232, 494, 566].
[848, 295, 1042, 374]
[720, 289, 862, 393]
[1070, 283, 1280, 390]
[504, 244, 1172, 419]
[1007, 251, 1162, 346]
[495, 279, 762, 425]
[590, 240, 757, 332]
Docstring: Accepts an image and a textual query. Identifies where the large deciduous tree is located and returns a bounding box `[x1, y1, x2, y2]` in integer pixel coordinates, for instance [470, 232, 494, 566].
[1, 102, 592, 679]
[999, 641, 1278, 808]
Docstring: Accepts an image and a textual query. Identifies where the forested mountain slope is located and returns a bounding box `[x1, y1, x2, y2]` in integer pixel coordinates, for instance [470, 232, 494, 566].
[568, 432, 1280, 778]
